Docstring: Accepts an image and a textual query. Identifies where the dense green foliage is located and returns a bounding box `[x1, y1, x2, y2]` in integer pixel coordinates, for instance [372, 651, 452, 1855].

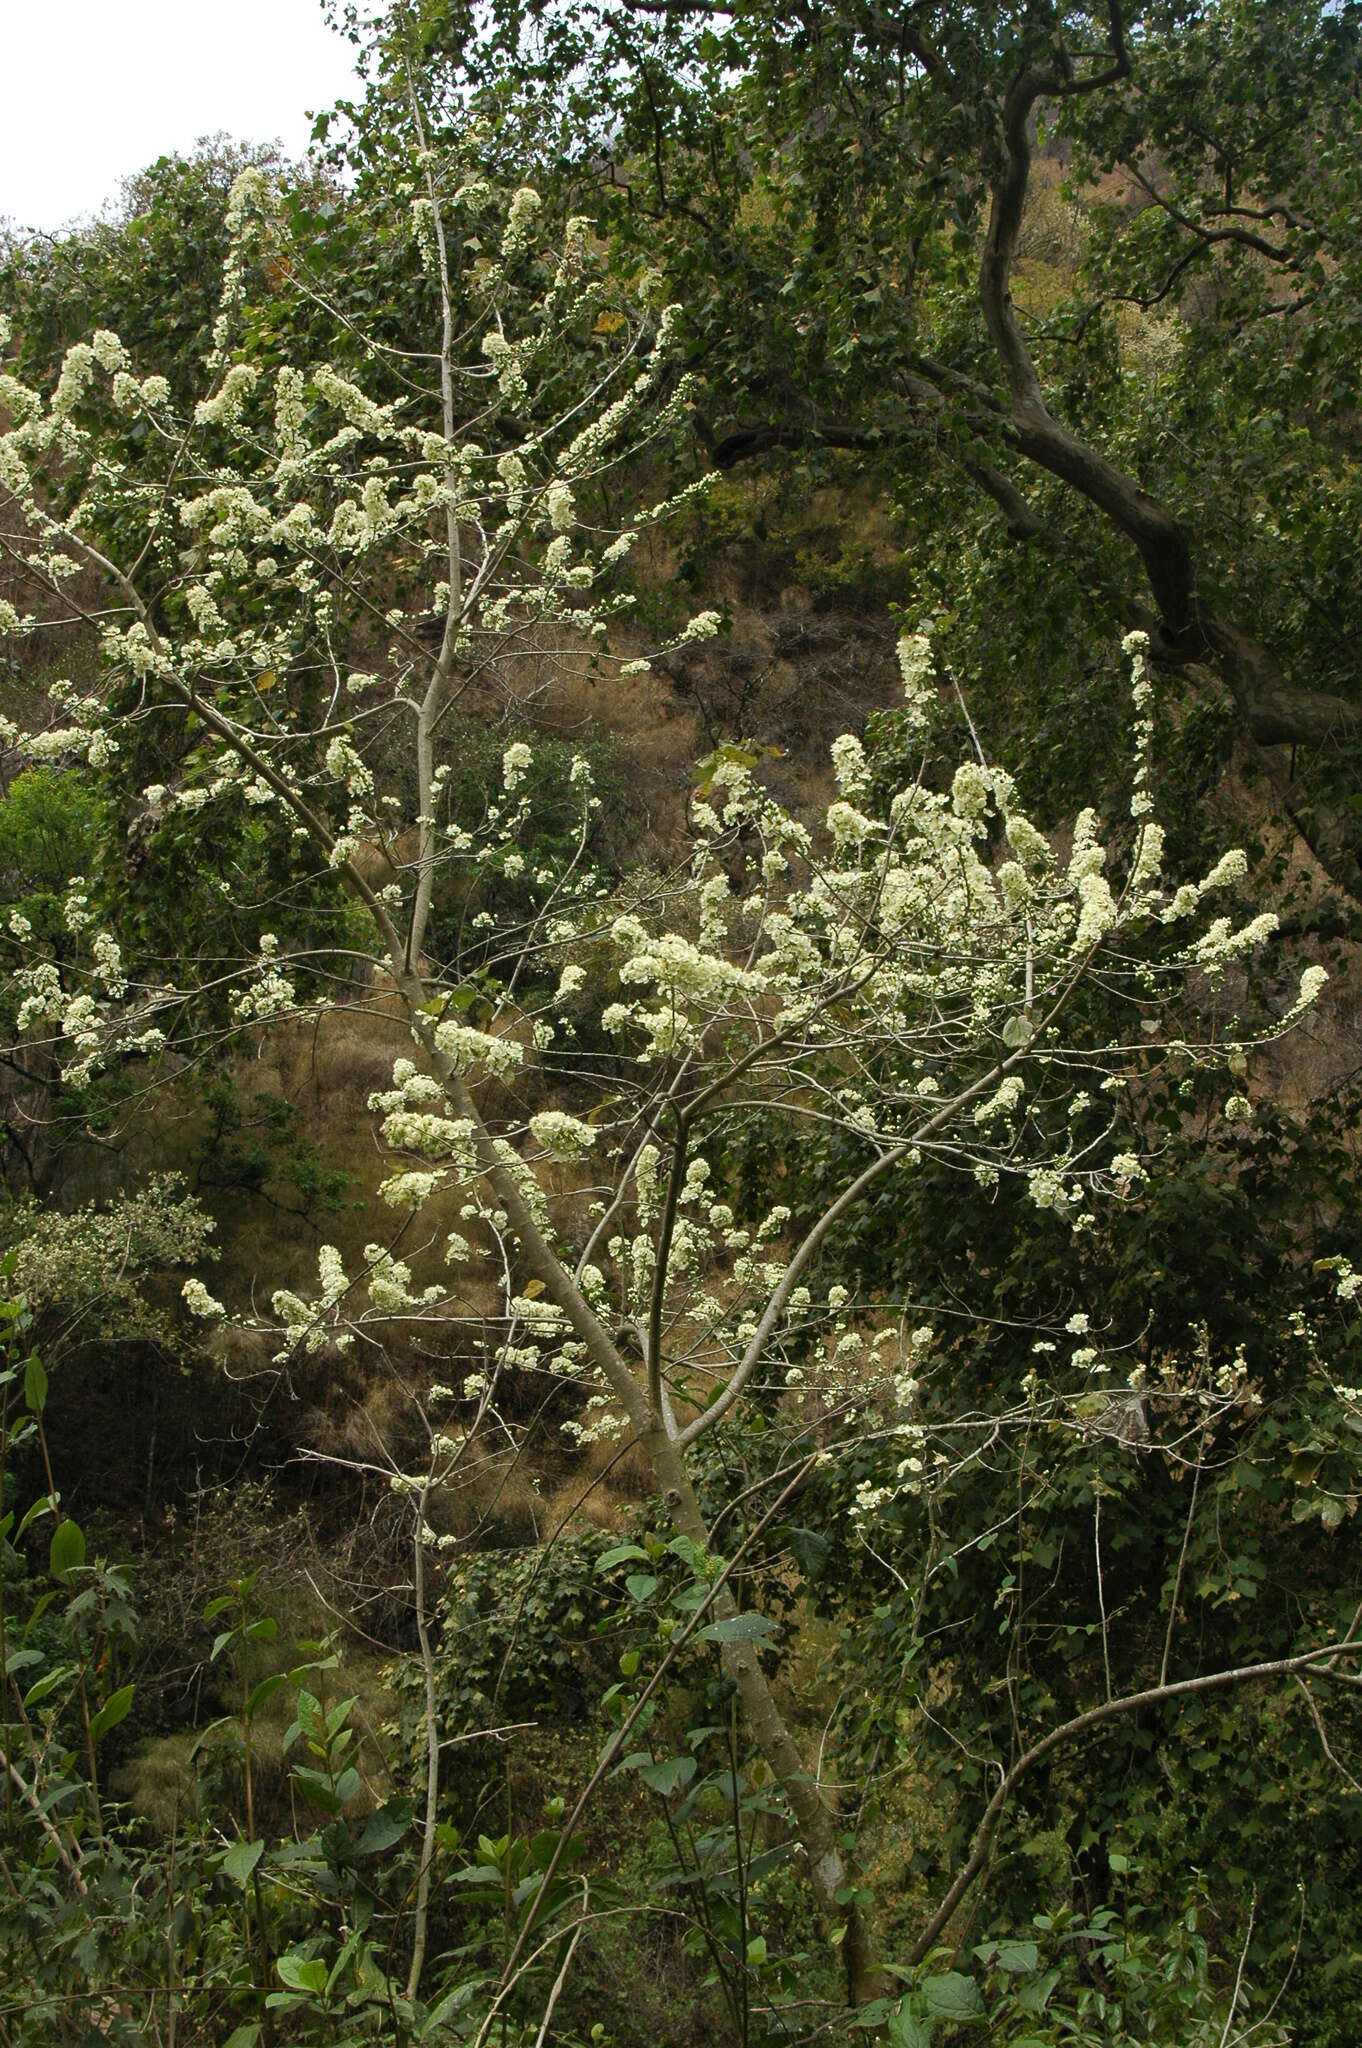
[2, 0, 1362, 2042]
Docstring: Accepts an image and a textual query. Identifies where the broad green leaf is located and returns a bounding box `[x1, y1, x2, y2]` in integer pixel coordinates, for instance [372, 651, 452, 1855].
[421, 1975, 499, 2029]
[276, 1952, 329, 1995]
[24, 1661, 77, 1708]
[222, 1838, 266, 1885]
[244, 1672, 289, 1718]
[595, 1543, 650, 1572]
[48, 1519, 85, 1581]
[187, 1715, 236, 1762]
[356, 1797, 414, 1855]
[698, 1611, 777, 1645]
[325, 1694, 359, 1736]
[637, 1754, 697, 1797]
[921, 1971, 983, 2019]
[88, 1684, 135, 1742]
[292, 1766, 344, 1814]
[15, 1494, 54, 1540]
[789, 1526, 832, 1580]
[23, 1353, 46, 1414]
[974, 1939, 1039, 1975]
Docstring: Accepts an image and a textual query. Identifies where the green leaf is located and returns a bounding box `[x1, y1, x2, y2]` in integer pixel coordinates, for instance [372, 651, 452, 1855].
[293, 1767, 344, 1814]
[187, 1714, 236, 1763]
[88, 1684, 135, 1742]
[23, 1353, 47, 1414]
[421, 1975, 499, 2030]
[921, 1971, 983, 2019]
[669, 1582, 710, 1613]
[974, 1939, 1039, 1974]
[222, 1838, 266, 1885]
[244, 1672, 289, 1718]
[698, 1611, 777, 1644]
[220, 2028, 262, 2048]
[49, 1519, 85, 1581]
[276, 1952, 329, 1995]
[15, 1493, 54, 1540]
[625, 1572, 659, 1603]
[888, 2013, 932, 2048]
[595, 1543, 650, 1572]
[637, 1754, 697, 1797]
[23, 1661, 77, 1709]
[789, 1526, 832, 1580]
[447, 1864, 504, 1888]
[356, 1796, 414, 1855]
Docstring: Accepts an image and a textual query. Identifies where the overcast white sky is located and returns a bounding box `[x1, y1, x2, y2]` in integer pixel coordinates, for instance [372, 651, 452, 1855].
[0, 1, 364, 235]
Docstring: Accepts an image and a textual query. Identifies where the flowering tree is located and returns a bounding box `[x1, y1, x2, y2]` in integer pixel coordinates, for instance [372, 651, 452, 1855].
[0, 79, 1344, 2013]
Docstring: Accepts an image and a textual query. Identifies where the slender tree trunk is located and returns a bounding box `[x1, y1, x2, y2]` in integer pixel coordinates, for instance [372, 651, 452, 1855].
[644, 1421, 883, 2002]
[402, 976, 885, 2000]
[406, 1478, 441, 2003]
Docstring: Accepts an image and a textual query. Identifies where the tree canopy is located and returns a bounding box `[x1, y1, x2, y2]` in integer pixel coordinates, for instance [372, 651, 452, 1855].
[1, 3, 1361, 2044]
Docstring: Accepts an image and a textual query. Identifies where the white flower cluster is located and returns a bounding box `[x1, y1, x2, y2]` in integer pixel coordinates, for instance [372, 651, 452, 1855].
[503, 741, 533, 790]
[182, 1278, 226, 1319]
[231, 938, 297, 1023]
[528, 1110, 597, 1160]
[501, 185, 542, 257]
[434, 1017, 525, 1078]
[897, 629, 937, 735]
[272, 1243, 354, 1358]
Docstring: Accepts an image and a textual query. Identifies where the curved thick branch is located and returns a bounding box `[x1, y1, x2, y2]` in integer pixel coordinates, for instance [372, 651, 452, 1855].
[703, 412, 1043, 539]
[704, 413, 889, 469]
[976, 31, 1362, 750]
